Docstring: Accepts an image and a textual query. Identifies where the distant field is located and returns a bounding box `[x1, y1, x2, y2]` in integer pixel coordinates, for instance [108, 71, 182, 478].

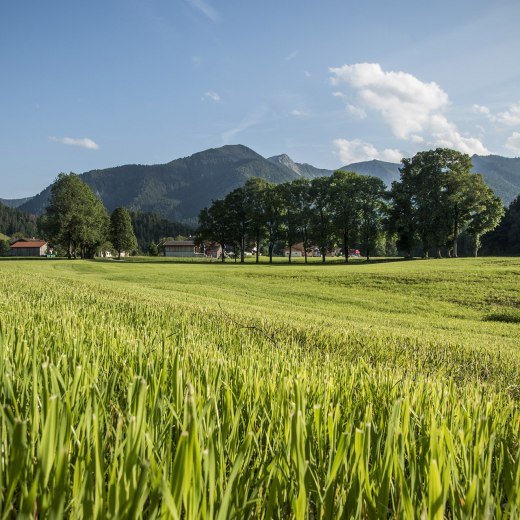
[0, 258, 518, 517]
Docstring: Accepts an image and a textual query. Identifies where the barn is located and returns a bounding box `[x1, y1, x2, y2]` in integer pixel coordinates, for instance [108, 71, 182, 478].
[10, 239, 48, 257]
[162, 239, 198, 257]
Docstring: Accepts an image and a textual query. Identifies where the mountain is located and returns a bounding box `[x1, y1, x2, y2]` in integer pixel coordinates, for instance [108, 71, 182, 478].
[19, 145, 308, 224]
[11, 147, 520, 223]
[0, 197, 34, 208]
[471, 155, 520, 206]
[268, 154, 332, 179]
[339, 159, 401, 186]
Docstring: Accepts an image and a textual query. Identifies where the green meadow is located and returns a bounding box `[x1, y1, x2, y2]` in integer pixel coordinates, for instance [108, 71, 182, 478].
[0, 258, 519, 517]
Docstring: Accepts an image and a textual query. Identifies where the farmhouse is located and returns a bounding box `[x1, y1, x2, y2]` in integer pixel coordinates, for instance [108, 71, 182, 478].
[204, 243, 223, 258]
[162, 239, 198, 257]
[283, 243, 306, 257]
[10, 239, 48, 257]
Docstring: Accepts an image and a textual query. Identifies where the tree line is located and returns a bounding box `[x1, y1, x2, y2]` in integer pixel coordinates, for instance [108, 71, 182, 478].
[196, 148, 505, 262]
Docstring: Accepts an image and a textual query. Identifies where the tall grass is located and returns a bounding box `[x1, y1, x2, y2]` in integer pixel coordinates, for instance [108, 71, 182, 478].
[0, 259, 518, 517]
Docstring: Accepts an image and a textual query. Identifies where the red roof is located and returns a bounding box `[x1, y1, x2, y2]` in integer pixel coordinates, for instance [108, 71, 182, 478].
[11, 240, 47, 248]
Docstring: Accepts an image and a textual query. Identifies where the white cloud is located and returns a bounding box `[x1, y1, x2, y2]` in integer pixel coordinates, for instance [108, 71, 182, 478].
[290, 109, 306, 117]
[285, 50, 298, 61]
[304, 70, 311, 77]
[497, 102, 520, 126]
[202, 91, 221, 102]
[330, 63, 489, 155]
[472, 104, 491, 116]
[505, 132, 520, 154]
[50, 136, 99, 150]
[333, 138, 402, 165]
[185, 0, 219, 22]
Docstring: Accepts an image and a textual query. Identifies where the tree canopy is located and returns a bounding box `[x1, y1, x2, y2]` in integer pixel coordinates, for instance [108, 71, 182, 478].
[39, 173, 109, 258]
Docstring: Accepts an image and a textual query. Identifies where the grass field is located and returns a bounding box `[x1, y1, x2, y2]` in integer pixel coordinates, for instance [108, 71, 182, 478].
[0, 258, 519, 517]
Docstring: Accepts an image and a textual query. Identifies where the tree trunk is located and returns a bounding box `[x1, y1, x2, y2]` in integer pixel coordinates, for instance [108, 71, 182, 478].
[221, 243, 225, 263]
[269, 243, 273, 264]
[343, 230, 349, 264]
[256, 232, 260, 264]
[436, 247, 442, 259]
[240, 227, 245, 263]
[321, 248, 326, 263]
[474, 234, 481, 257]
[288, 240, 292, 263]
[366, 248, 370, 262]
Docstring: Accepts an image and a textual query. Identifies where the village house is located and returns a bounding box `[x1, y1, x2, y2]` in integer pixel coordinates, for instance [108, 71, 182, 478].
[283, 243, 306, 257]
[283, 243, 323, 258]
[162, 239, 199, 257]
[203, 243, 223, 259]
[9, 239, 48, 257]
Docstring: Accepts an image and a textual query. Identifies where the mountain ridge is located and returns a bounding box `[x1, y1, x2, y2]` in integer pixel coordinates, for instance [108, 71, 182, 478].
[10, 146, 520, 223]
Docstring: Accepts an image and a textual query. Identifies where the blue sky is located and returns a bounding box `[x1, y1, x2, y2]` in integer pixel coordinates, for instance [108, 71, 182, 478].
[1, 0, 520, 198]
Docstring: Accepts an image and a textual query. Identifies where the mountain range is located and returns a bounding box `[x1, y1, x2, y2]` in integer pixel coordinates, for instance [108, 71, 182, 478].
[4, 145, 520, 224]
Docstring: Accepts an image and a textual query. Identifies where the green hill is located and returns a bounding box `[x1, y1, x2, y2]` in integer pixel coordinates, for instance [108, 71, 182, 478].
[340, 159, 401, 185]
[20, 145, 306, 224]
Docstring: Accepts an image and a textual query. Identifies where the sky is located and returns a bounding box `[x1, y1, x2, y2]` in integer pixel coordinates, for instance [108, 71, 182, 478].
[1, 0, 520, 198]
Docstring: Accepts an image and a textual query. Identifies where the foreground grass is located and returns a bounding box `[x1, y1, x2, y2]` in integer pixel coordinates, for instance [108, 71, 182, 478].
[0, 258, 519, 518]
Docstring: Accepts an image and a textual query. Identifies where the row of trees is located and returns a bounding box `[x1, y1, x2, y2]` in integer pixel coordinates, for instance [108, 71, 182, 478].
[39, 173, 137, 259]
[196, 149, 505, 262]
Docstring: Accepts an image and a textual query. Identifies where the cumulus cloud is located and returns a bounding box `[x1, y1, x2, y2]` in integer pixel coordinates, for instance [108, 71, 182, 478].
[285, 50, 298, 61]
[333, 138, 402, 165]
[497, 102, 520, 126]
[505, 132, 520, 154]
[49, 136, 99, 150]
[289, 109, 306, 117]
[330, 63, 489, 155]
[202, 91, 221, 102]
[332, 92, 367, 119]
[185, 0, 219, 22]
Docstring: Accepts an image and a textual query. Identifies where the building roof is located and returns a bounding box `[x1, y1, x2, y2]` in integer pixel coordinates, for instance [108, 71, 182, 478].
[163, 240, 195, 246]
[10, 240, 47, 248]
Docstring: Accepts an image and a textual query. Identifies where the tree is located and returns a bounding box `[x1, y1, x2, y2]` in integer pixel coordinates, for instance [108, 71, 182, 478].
[387, 179, 417, 258]
[0, 239, 10, 256]
[310, 176, 334, 263]
[466, 189, 504, 256]
[40, 173, 109, 258]
[196, 199, 233, 262]
[483, 194, 520, 255]
[278, 182, 297, 263]
[357, 176, 387, 261]
[243, 178, 269, 264]
[329, 170, 363, 263]
[223, 187, 250, 263]
[110, 207, 137, 259]
[260, 182, 283, 263]
[398, 149, 479, 258]
[148, 242, 159, 256]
